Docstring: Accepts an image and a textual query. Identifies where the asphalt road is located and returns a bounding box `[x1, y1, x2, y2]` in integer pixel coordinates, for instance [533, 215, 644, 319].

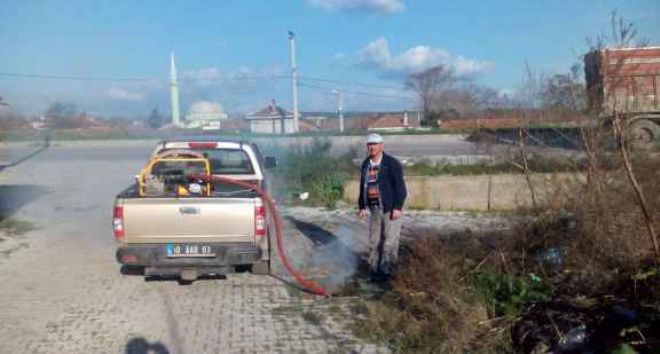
[2, 134, 481, 163]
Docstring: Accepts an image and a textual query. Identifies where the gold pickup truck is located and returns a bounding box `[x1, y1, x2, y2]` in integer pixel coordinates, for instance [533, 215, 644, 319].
[113, 139, 276, 281]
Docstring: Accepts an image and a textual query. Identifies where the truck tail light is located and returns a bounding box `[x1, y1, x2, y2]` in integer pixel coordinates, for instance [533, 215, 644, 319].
[188, 142, 217, 149]
[121, 254, 137, 263]
[113, 206, 125, 241]
[255, 199, 266, 238]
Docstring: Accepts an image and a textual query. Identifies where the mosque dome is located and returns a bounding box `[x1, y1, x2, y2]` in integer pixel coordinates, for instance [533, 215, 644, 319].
[186, 101, 227, 121]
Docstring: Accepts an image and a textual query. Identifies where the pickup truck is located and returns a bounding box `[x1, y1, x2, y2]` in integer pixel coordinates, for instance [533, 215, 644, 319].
[113, 139, 276, 281]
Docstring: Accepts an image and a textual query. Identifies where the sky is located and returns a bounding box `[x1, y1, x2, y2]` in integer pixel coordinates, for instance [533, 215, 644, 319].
[1, 0, 659, 118]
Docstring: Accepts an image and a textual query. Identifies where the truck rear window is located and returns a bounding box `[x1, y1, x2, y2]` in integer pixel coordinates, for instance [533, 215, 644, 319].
[199, 149, 254, 175]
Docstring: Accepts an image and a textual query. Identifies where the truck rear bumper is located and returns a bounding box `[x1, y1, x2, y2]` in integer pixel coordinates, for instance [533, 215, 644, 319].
[116, 243, 261, 267]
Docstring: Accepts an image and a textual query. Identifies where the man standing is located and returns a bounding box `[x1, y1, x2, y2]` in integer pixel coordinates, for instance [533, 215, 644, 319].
[358, 133, 407, 279]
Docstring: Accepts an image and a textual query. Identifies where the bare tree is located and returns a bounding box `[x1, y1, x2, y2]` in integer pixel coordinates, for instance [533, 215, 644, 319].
[0, 109, 25, 131]
[405, 65, 454, 123]
[514, 60, 544, 111]
[540, 64, 587, 113]
[613, 113, 659, 260]
[45, 102, 77, 119]
[44, 102, 85, 129]
[437, 84, 502, 116]
[586, 10, 649, 50]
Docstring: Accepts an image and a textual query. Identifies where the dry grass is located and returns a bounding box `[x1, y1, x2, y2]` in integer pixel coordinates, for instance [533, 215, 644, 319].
[350, 126, 659, 353]
[351, 237, 515, 353]
[528, 140, 660, 297]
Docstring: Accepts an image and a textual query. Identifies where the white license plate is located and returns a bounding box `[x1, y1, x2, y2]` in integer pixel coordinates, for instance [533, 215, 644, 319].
[166, 244, 216, 258]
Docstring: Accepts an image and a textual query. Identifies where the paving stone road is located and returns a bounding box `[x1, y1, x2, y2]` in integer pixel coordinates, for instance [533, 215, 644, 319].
[0, 143, 385, 354]
[0, 141, 513, 354]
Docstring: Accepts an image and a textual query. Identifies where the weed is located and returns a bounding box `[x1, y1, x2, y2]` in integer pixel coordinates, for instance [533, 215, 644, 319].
[404, 155, 586, 176]
[271, 306, 297, 316]
[327, 304, 342, 315]
[474, 271, 550, 317]
[311, 172, 344, 209]
[284, 284, 304, 299]
[301, 311, 323, 325]
[0, 218, 36, 236]
[350, 237, 512, 353]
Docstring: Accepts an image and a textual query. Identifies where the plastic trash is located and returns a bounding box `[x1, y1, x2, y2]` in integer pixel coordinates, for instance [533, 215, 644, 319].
[558, 324, 587, 349]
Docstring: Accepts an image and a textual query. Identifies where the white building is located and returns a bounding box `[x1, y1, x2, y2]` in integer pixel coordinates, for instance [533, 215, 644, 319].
[245, 101, 294, 134]
[185, 100, 228, 130]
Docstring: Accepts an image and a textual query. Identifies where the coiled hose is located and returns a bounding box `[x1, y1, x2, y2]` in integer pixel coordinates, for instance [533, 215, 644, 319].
[189, 174, 330, 297]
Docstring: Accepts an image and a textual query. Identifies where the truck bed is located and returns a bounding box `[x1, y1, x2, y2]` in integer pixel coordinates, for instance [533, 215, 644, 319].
[585, 47, 660, 114]
[117, 183, 258, 244]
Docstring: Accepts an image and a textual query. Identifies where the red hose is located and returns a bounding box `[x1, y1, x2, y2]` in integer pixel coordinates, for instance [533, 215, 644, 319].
[189, 174, 330, 297]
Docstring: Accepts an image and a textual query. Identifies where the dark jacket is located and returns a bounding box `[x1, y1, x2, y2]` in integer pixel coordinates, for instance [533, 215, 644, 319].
[358, 152, 407, 212]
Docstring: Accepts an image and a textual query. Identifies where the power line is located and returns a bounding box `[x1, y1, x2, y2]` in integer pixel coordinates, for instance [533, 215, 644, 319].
[299, 75, 403, 90]
[0, 72, 156, 82]
[0, 71, 408, 90]
[0, 72, 289, 83]
[299, 82, 415, 100]
[179, 75, 290, 82]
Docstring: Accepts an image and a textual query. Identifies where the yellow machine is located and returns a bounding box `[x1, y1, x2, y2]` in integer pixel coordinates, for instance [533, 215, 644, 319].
[136, 149, 211, 197]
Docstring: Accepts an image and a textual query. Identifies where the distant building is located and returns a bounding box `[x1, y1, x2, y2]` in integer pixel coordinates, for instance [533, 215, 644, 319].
[305, 111, 420, 131]
[185, 100, 228, 130]
[365, 111, 421, 131]
[245, 101, 295, 134]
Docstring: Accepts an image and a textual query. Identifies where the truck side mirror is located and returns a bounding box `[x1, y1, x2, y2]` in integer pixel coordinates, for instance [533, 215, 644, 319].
[264, 156, 277, 169]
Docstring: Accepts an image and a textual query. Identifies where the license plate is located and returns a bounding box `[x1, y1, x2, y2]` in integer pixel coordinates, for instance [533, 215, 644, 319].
[166, 244, 216, 258]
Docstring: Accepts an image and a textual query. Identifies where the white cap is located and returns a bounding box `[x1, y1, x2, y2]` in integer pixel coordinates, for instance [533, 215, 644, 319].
[366, 133, 384, 144]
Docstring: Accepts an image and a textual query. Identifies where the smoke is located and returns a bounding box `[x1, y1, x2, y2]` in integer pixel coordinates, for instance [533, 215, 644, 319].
[306, 222, 362, 293]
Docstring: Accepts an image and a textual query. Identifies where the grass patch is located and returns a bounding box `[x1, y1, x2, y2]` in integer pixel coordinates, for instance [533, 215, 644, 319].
[0, 217, 36, 236]
[405, 155, 587, 176]
[271, 306, 298, 316]
[301, 310, 324, 326]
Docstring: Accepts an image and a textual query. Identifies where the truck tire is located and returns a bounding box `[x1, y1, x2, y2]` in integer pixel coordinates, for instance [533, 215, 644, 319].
[628, 118, 660, 150]
[251, 260, 270, 275]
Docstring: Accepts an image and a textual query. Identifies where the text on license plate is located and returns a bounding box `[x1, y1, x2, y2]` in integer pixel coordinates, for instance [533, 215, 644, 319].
[166, 244, 215, 258]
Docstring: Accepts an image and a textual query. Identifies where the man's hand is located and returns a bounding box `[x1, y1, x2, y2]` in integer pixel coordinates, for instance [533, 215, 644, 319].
[390, 209, 403, 220]
[358, 209, 369, 221]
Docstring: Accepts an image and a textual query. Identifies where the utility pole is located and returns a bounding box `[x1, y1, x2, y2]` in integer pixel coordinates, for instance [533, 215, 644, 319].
[288, 31, 300, 133]
[332, 89, 344, 132]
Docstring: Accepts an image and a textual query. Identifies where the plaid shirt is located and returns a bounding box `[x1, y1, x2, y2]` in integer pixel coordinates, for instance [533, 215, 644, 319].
[366, 161, 380, 207]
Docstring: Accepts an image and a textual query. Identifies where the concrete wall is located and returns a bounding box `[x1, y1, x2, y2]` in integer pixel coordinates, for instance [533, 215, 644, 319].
[344, 173, 582, 211]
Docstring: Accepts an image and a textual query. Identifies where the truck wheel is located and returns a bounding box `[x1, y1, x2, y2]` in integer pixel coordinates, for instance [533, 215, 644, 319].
[251, 260, 270, 275]
[628, 119, 660, 150]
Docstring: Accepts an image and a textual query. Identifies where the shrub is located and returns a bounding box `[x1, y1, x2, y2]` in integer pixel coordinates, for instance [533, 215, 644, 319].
[272, 138, 355, 208]
[311, 171, 344, 209]
[474, 271, 550, 317]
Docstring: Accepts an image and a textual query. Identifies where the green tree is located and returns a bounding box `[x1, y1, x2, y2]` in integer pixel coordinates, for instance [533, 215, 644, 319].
[148, 107, 164, 129]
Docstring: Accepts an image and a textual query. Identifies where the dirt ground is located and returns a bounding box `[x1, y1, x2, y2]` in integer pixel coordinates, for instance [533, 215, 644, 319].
[0, 141, 514, 354]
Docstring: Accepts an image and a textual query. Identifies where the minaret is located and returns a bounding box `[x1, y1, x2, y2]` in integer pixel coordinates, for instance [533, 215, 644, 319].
[170, 52, 181, 127]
